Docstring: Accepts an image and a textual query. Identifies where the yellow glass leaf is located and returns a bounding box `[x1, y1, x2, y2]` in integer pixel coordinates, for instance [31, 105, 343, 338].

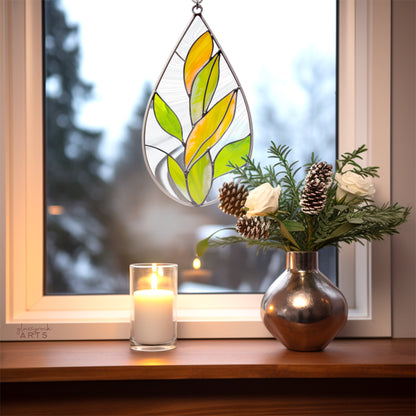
[185, 90, 237, 167]
[184, 31, 213, 94]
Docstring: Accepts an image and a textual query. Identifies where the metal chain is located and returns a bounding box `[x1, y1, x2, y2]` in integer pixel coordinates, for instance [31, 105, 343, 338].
[192, 0, 203, 15]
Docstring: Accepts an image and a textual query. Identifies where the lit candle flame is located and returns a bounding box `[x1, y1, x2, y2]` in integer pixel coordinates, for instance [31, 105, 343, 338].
[193, 257, 201, 270]
[151, 272, 158, 291]
[151, 264, 158, 290]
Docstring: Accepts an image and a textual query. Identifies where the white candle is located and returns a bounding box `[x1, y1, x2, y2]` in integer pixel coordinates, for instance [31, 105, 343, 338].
[133, 276, 174, 345]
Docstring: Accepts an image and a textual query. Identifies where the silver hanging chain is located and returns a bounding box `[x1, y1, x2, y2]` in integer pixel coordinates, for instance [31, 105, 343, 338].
[192, 0, 203, 15]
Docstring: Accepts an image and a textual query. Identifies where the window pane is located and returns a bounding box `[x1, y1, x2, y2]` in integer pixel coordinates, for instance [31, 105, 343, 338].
[44, 0, 336, 295]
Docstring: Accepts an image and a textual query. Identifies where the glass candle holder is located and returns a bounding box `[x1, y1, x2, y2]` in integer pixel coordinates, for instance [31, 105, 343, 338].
[130, 263, 177, 352]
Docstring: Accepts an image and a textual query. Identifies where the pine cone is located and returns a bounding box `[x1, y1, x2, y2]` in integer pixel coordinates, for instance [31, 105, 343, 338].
[300, 162, 333, 215]
[236, 216, 271, 240]
[218, 182, 248, 217]
[307, 161, 333, 187]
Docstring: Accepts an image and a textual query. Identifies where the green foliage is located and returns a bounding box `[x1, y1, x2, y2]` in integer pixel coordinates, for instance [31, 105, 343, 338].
[336, 145, 379, 178]
[206, 235, 288, 253]
[313, 202, 411, 249]
[201, 141, 411, 254]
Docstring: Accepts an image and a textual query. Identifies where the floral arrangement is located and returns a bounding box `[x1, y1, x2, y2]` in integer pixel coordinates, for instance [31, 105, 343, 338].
[196, 142, 410, 256]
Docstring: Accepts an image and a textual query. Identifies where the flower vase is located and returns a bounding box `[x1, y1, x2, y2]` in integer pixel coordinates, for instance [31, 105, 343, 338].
[261, 251, 348, 352]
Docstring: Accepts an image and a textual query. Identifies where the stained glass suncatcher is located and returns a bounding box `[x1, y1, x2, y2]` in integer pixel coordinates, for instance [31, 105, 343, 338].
[142, 10, 253, 206]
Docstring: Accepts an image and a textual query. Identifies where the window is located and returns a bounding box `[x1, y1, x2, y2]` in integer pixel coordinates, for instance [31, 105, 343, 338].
[1, 0, 392, 340]
[44, 0, 336, 296]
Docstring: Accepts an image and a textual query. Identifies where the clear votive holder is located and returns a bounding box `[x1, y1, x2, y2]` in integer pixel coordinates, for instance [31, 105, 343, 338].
[130, 263, 177, 352]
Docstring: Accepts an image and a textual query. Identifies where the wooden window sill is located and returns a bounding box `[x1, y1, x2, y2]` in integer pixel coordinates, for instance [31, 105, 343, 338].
[2, 339, 415, 415]
[1, 338, 415, 383]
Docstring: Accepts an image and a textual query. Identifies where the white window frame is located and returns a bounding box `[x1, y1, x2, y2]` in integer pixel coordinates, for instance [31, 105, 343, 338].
[0, 0, 392, 340]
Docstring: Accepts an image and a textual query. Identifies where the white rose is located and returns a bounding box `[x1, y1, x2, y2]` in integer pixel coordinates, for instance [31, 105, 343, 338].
[335, 171, 375, 202]
[245, 183, 281, 217]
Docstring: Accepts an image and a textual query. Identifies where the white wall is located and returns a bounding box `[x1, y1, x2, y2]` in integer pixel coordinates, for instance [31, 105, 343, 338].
[391, 0, 416, 337]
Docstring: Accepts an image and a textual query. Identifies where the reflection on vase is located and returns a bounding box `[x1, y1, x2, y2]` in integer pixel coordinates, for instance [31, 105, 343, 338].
[261, 251, 348, 352]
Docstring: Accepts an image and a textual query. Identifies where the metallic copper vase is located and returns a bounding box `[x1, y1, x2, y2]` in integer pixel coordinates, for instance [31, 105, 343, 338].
[261, 251, 348, 352]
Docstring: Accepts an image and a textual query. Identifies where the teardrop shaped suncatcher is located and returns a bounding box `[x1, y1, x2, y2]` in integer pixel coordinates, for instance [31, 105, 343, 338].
[142, 0, 253, 207]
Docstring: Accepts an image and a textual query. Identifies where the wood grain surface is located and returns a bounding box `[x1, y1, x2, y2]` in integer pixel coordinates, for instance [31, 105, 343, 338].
[1, 339, 415, 415]
[1, 378, 415, 416]
[1, 338, 415, 382]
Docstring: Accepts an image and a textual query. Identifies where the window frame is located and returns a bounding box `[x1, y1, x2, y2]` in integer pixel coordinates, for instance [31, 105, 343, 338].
[0, 0, 392, 340]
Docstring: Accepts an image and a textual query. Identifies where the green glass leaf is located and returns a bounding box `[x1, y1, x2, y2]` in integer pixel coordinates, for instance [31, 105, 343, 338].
[167, 156, 189, 201]
[153, 93, 183, 141]
[213, 134, 251, 179]
[203, 55, 219, 113]
[187, 153, 212, 205]
[190, 53, 220, 124]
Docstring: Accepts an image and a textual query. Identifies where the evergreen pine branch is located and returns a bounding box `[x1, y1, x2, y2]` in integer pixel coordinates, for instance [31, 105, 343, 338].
[336, 145, 379, 177]
[207, 235, 288, 252]
[351, 166, 379, 178]
[198, 142, 411, 257]
[336, 144, 367, 171]
[303, 151, 320, 172]
[230, 157, 277, 190]
[267, 142, 302, 210]
[313, 203, 411, 250]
